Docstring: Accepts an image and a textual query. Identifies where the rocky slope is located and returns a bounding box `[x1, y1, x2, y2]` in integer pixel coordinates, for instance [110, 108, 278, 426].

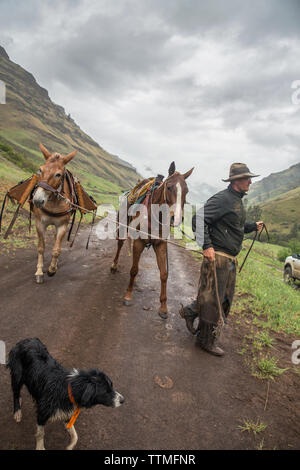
[0, 46, 140, 194]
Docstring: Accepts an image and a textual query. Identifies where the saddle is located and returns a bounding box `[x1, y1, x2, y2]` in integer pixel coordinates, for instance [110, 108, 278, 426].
[125, 177, 156, 205]
[116, 175, 165, 242]
[0, 170, 97, 244]
[124, 174, 165, 206]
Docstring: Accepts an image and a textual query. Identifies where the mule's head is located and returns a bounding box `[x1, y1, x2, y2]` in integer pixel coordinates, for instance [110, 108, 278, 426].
[163, 161, 194, 226]
[33, 143, 77, 208]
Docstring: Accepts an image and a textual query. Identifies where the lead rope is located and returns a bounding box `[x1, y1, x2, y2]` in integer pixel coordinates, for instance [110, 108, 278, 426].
[29, 201, 33, 234]
[70, 213, 83, 248]
[239, 224, 269, 273]
[47, 192, 203, 254]
[3, 204, 21, 239]
[85, 211, 96, 250]
[1, 180, 268, 263]
[66, 383, 81, 429]
[0, 193, 8, 232]
[212, 260, 225, 332]
[67, 210, 76, 242]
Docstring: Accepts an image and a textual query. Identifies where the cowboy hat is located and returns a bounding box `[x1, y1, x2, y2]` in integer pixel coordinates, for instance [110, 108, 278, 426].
[222, 163, 260, 182]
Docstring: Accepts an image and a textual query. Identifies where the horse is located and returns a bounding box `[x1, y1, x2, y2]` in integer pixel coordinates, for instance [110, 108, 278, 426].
[32, 143, 77, 284]
[111, 162, 194, 319]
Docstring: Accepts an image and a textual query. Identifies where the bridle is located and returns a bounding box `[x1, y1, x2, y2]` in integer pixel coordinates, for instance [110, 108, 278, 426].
[160, 173, 182, 205]
[32, 169, 76, 217]
[150, 174, 185, 228]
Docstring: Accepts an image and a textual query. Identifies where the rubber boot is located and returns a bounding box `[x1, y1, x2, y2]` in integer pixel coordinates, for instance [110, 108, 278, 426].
[179, 301, 198, 334]
[196, 321, 225, 356]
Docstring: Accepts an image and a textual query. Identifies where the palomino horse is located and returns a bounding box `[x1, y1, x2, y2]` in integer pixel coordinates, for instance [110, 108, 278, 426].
[32, 143, 77, 284]
[111, 162, 194, 319]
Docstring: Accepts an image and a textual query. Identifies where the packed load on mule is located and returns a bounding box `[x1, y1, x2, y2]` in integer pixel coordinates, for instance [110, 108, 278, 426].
[0, 143, 97, 245]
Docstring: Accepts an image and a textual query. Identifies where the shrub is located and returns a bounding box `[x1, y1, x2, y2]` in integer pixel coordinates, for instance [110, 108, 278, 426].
[0, 138, 36, 174]
[288, 240, 300, 253]
[277, 247, 291, 262]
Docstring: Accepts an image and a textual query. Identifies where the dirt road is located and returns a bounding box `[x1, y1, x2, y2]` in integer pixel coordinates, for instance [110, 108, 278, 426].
[0, 228, 299, 450]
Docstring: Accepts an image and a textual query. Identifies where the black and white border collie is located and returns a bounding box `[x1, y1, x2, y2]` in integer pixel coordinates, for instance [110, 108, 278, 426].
[7, 338, 124, 450]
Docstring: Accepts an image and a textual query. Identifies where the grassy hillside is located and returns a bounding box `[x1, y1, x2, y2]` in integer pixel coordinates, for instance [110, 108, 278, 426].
[245, 186, 300, 245]
[0, 138, 122, 208]
[183, 236, 300, 383]
[234, 240, 300, 336]
[260, 186, 300, 236]
[0, 46, 140, 196]
[231, 240, 300, 383]
[247, 162, 300, 205]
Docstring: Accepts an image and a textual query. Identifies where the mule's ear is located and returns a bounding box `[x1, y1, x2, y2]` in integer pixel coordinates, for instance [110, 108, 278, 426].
[39, 143, 52, 160]
[183, 167, 194, 180]
[62, 150, 77, 165]
[168, 161, 176, 176]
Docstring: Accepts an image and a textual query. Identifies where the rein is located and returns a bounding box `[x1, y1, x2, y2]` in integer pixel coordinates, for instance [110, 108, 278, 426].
[150, 174, 184, 228]
[238, 223, 269, 273]
[1, 172, 269, 267]
[53, 189, 269, 269]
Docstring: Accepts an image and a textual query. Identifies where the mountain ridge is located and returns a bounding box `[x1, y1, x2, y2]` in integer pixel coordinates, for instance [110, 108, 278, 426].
[0, 46, 140, 197]
[246, 161, 300, 205]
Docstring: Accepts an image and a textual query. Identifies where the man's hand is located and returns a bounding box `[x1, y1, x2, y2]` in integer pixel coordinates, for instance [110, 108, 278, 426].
[256, 220, 264, 231]
[203, 247, 215, 262]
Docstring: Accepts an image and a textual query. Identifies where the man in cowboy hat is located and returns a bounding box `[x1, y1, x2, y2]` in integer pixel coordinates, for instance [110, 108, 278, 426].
[179, 163, 264, 356]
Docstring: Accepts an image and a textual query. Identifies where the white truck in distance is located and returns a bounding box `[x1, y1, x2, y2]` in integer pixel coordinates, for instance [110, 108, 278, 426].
[284, 254, 300, 284]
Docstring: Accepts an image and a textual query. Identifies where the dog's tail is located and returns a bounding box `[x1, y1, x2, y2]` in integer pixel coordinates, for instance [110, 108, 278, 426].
[6, 342, 22, 372]
[6, 341, 27, 423]
[7, 338, 43, 370]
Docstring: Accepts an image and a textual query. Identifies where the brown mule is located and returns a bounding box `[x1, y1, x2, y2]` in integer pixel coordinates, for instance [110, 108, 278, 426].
[32, 143, 77, 284]
[111, 162, 194, 319]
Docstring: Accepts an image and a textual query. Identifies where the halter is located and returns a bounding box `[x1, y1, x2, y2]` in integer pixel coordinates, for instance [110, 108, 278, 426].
[32, 170, 75, 217]
[36, 171, 65, 196]
[159, 173, 175, 205]
[150, 172, 184, 228]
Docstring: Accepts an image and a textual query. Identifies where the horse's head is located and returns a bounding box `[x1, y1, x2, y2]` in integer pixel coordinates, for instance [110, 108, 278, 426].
[33, 143, 77, 208]
[162, 161, 194, 226]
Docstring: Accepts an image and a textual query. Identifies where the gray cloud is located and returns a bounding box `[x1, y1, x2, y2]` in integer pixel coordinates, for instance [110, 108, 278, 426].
[150, 0, 300, 44]
[0, 0, 300, 189]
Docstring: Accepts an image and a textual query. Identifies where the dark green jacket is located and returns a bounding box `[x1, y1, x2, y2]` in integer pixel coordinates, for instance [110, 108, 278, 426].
[193, 184, 257, 257]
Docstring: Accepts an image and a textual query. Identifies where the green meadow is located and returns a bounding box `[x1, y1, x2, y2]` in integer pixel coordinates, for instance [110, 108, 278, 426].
[235, 240, 300, 336]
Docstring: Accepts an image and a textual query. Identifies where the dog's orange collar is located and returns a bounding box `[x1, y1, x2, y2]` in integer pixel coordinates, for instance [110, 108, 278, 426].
[66, 383, 81, 429]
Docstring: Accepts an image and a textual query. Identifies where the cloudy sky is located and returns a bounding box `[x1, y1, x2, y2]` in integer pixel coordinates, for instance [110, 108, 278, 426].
[1, 0, 300, 195]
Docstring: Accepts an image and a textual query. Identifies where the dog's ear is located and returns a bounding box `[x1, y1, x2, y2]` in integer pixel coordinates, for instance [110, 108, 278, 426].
[80, 382, 96, 406]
